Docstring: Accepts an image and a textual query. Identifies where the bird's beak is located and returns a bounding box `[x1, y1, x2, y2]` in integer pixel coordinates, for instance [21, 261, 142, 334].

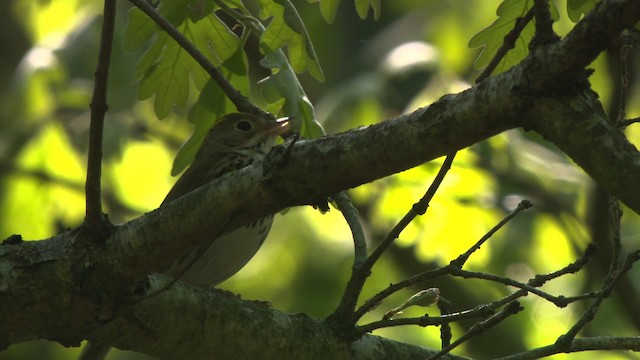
[265, 117, 291, 137]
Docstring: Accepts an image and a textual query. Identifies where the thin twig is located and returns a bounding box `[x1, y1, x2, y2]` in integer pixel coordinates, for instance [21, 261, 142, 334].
[448, 267, 595, 306]
[476, 7, 534, 83]
[490, 244, 599, 310]
[437, 297, 453, 348]
[489, 245, 599, 312]
[555, 250, 640, 348]
[617, 116, 640, 128]
[358, 303, 496, 334]
[128, 0, 264, 116]
[528, 243, 599, 286]
[364, 153, 456, 271]
[427, 301, 524, 360]
[453, 270, 545, 298]
[495, 336, 640, 360]
[309, 191, 364, 336]
[345, 153, 455, 323]
[355, 232, 597, 321]
[555, 199, 634, 348]
[333, 192, 367, 268]
[85, 0, 116, 227]
[354, 242, 600, 342]
[451, 199, 532, 268]
[353, 267, 448, 322]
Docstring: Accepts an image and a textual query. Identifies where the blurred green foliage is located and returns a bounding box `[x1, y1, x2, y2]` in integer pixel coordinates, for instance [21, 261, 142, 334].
[1, 0, 640, 359]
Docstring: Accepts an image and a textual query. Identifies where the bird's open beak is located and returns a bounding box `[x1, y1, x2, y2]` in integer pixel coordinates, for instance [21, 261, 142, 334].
[265, 117, 291, 137]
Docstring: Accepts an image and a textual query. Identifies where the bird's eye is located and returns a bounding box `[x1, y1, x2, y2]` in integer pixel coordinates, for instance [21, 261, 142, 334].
[235, 120, 252, 131]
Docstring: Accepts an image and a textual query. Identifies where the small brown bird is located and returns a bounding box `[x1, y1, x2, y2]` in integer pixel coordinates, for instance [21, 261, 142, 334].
[162, 112, 290, 286]
[79, 112, 290, 360]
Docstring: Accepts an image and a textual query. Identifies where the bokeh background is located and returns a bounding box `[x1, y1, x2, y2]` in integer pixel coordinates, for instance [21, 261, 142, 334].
[1, 0, 640, 359]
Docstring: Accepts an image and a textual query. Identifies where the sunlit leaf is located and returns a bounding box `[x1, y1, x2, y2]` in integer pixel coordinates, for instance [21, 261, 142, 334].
[122, 7, 157, 52]
[469, 0, 533, 74]
[124, 6, 241, 119]
[467, 0, 558, 76]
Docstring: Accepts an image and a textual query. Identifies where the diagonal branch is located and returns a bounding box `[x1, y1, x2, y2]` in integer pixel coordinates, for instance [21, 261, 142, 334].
[451, 200, 532, 268]
[476, 7, 534, 83]
[128, 0, 266, 117]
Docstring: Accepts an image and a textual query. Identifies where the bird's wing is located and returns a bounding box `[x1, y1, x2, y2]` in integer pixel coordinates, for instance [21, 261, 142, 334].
[161, 151, 245, 206]
[161, 157, 218, 206]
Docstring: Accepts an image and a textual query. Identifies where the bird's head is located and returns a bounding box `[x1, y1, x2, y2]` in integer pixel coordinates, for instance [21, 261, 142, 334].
[198, 113, 291, 158]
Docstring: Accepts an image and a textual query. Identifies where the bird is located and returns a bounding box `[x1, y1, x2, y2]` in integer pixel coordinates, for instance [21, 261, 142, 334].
[79, 112, 290, 360]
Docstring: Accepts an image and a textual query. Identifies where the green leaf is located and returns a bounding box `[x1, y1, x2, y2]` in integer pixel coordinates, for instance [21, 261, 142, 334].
[135, 32, 191, 119]
[306, 0, 342, 24]
[192, 14, 244, 82]
[468, 0, 533, 75]
[124, 6, 241, 119]
[258, 52, 325, 139]
[123, 8, 157, 52]
[566, 0, 597, 22]
[258, 0, 325, 81]
[171, 50, 250, 175]
[355, 0, 380, 20]
[469, 0, 562, 75]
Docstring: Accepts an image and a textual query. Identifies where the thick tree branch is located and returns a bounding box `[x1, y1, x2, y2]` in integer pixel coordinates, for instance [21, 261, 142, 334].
[75, 276, 469, 360]
[527, 0, 639, 88]
[526, 89, 640, 211]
